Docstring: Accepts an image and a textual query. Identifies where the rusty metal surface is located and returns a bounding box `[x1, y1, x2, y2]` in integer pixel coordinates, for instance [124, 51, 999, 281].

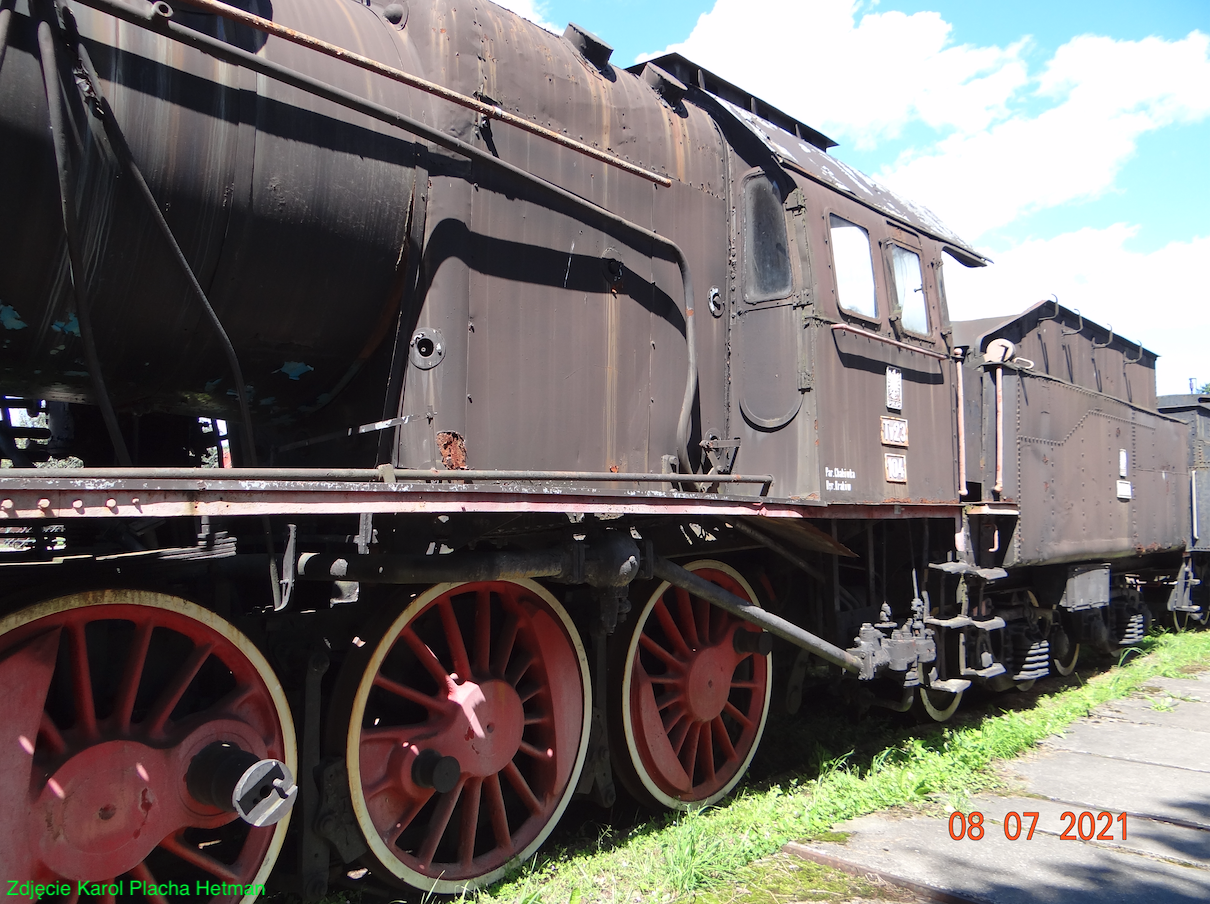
[996, 370, 1188, 567]
[0, 478, 814, 521]
[1158, 394, 1210, 552]
[0, 0, 426, 429]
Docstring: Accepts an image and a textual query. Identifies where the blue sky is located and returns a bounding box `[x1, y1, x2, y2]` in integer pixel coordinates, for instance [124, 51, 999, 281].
[499, 0, 1209, 394]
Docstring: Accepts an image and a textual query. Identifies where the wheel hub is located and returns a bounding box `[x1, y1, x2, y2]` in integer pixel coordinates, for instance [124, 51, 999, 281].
[683, 643, 738, 721]
[40, 741, 166, 877]
[446, 677, 525, 777]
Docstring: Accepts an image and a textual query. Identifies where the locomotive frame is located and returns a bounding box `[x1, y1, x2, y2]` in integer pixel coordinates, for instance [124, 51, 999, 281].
[0, 0, 1205, 897]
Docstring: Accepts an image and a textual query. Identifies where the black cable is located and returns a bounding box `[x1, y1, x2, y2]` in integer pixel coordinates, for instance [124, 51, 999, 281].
[35, 7, 132, 466]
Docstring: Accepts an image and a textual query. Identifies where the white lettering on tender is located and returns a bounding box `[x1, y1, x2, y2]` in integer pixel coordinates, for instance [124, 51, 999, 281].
[825, 466, 855, 492]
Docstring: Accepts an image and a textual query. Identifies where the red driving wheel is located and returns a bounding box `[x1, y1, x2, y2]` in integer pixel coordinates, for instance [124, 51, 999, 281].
[0, 590, 295, 902]
[342, 580, 589, 894]
[614, 560, 772, 809]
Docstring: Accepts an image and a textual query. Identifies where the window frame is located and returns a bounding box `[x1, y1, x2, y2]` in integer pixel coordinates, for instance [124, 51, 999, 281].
[883, 240, 934, 342]
[740, 173, 795, 305]
[826, 211, 881, 326]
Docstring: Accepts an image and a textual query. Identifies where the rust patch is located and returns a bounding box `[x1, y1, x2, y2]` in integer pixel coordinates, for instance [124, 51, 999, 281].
[437, 432, 468, 470]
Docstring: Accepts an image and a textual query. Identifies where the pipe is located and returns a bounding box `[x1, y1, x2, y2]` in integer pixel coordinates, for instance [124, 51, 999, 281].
[955, 349, 966, 497]
[35, 10, 132, 466]
[993, 364, 1003, 495]
[298, 549, 570, 584]
[178, 0, 671, 187]
[831, 323, 948, 361]
[0, 0, 14, 75]
[0, 466, 773, 485]
[72, 0, 703, 481]
[651, 556, 861, 673]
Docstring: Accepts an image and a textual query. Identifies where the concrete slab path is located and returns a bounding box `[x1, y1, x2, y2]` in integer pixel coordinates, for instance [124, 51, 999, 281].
[788, 672, 1210, 904]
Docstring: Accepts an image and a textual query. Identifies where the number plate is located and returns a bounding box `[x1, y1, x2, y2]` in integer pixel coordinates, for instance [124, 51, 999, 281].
[885, 453, 907, 484]
[886, 366, 903, 411]
[880, 416, 909, 447]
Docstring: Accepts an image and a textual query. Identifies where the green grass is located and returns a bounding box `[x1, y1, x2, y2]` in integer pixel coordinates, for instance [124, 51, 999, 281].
[477, 630, 1210, 904]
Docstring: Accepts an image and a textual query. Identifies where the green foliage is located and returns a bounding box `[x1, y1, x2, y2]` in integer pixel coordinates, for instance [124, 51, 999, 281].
[476, 631, 1210, 904]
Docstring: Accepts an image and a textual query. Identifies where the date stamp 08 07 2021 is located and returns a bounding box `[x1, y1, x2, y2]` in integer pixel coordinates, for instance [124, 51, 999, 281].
[947, 810, 1129, 841]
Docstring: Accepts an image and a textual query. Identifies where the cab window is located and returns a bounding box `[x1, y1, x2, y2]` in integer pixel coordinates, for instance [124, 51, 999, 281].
[743, 177, 792, 302]
[889, 245, 928, 335]
[829, 214, 876, 319]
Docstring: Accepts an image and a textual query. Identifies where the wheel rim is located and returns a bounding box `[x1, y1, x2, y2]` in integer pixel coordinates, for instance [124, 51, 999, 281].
[1051, 642, 1080, 676]
[917, 684, 963, 721]
[620, 560, 772, 809]
[0, 590, 294, 901]
[345, 580, 589, 894]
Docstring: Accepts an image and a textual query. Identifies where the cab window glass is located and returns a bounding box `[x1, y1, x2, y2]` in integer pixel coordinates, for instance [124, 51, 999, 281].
[743, 177, 792, 302]
[829, 214, 876, 318]
[890, 245, 928, 334]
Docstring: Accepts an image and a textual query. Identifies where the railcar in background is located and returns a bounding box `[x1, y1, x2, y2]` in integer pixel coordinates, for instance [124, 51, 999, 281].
[0, 0, 1202, 896]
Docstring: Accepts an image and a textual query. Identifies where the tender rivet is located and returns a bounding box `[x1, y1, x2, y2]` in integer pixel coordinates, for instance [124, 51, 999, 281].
[72, 499, 85, 510]
[0, 499, 12, 509]
[105, 497, 118, 510]
[37, 498, 51, 510]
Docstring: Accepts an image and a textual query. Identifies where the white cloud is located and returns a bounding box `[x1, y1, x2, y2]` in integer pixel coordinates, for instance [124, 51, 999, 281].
[880, 31, 1210, 239]
[944, 226, 1210, 396]
[491, 0, 559, 33]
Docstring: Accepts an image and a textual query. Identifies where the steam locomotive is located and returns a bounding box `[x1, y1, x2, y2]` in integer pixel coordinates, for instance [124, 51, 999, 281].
[0, 0, 1205, 897]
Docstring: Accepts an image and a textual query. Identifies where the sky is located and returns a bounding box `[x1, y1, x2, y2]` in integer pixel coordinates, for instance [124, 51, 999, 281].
[493, 0, 1209, 396]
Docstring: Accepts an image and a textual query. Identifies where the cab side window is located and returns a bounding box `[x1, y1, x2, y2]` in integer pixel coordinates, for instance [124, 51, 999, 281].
[743, 177, 792, 302]
[828, 214, 876, 319]
[889, 245, 928, 335]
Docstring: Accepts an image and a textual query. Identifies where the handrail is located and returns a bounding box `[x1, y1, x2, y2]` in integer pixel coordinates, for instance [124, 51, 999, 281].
[830, 323, 948, 360]
[0, 467, 774, 490]
[175, 0, 671, 187]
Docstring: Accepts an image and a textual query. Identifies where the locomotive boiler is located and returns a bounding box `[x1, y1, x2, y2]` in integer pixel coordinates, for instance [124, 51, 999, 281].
[0, 0, 1203, 897]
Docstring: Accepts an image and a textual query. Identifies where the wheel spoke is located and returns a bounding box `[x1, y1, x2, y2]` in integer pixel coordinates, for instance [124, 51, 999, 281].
[438, 599, 472, 681]
[653, 599, 692, 658]
[723, 701, 752, 729]
[383, 793, 432, 847]
[505, 651, 534, 687]
[484, 772, 512, 853]
[679, 721, 701, 781]
[694, 597, 711, 648]
[39, 712, 68, 757]
[458, 777, 483, 866]
[475, 589, 492, 677]
[655, 690, 684, 711]
[113, 620, 153, 733]
[402, 628, 452, 686]
[417, 780, 465, 867]
[502, 761, 543, 815]
[160, 832, 244, 882]
[374, 673, 448, 710]
[712, 716, 737, 764]
[638, 633, 681, 671]
[699, 723, 715, 783]
[674, 588, 699, 648]
[491, 614, 520, 679]
[143, 641, 214, 737]
[517, 740, 551, 761]
[68, 622, 97, 740]
[667, 711, 691, 754]
[128, 861, 169, 904]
